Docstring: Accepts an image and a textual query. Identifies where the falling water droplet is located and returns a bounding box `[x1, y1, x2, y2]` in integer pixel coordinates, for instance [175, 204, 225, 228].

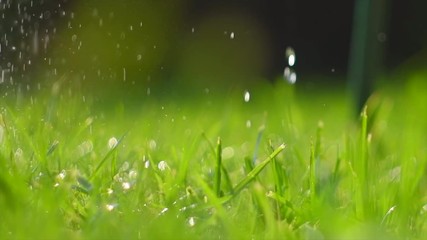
[286, 47, 296, 67]
[244, 90, 250, 102]
[284, 67, 297, 84]
[230, 32, 235, 39]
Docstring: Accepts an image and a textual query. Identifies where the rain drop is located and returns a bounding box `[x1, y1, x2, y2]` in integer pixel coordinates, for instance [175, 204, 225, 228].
[286, 47, 296, 67]
[244, 90, 250, 102]
[108, 137, 118, 149]
[158, 160, 168, 171]
[284, 67, 297, 84]
[230, 32, 235, 39]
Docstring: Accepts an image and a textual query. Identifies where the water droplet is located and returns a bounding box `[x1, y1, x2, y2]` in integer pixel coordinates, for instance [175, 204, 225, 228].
[129, 170, 138, 179]
[230, 32, 235, 39]
[246, 120, 251, 128]
[108, 137, 118, 149]
[137, 54, 142, 61]
[188, 217, 196, 227]
[107, 188, 114, 195]
[158, 160, 168, 171]
[122, 182, 131, 190]
[149, 139, 157, 150]
[144, 160, 150, 169]
[244, 90, 250, 102]
[286, 47, 296, 67]
[106, 203, 117, 211]
[283, 67, 297, 84]
[58, 170, 66, 180]
[159, 207, 168, 215]
[222, 147, 235, 160]
[120, 161, 130, 171]
[85, 117, 93, 126]
[71, 34, 77, 42]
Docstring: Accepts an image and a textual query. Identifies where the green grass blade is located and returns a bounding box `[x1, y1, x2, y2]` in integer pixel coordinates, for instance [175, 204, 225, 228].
[215, 137, 222, 197]
[309, 141, 316, 202]
[89, 134, 126, 180]
[233, 143, 286, 195]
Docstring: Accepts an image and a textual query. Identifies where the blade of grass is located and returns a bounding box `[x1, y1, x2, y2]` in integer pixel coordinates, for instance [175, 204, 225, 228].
[233, 143, 286, 196]
[309, 140, 316, 202]
[269, 140, 284, 219]
[201, 133, 233, 193]
[215, 137, 222, 197]
[253, 125, 265, 164]
[333, 145, 341, 183]
[89, 133, 126, 180]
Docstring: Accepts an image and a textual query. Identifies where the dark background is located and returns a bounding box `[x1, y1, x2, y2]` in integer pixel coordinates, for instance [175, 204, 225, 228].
[0, 0, 426, 89]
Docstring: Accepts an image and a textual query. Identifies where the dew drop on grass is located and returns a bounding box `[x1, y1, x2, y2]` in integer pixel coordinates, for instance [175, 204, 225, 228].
[158, 160, 168, 171]
[222, 146, 235, 160]
[244, 90, 250, 102]
[120, 161, 130, 171]
[129, 170, 138, 179]
[58, 170, 66, 180]
[149, 139, 157, 150]
[122, 182, 131, 190]
[159, 207, 168, 215]
[106, 203, 117, 211]
[188, 217, 196, 227]
[246, 120, 251, 128]
[108, 137, 118, 149]
[144, 160, 150, 169]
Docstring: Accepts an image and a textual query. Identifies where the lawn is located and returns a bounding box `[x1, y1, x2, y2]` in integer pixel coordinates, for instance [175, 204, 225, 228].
[1, 73, 427, 239]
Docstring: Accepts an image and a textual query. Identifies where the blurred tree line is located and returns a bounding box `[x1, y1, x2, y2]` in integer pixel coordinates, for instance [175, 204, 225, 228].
[1, 0, 426, 97]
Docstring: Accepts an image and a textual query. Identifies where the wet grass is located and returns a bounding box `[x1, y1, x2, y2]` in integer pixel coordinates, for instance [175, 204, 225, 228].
[1, 75, 427, 239]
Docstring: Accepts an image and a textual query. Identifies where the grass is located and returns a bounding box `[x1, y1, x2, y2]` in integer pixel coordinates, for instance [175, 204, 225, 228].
[1, 74, 427, 239]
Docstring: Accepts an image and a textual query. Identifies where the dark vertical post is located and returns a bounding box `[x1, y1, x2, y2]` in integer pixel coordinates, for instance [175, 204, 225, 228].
[348, 0, 388, 114]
